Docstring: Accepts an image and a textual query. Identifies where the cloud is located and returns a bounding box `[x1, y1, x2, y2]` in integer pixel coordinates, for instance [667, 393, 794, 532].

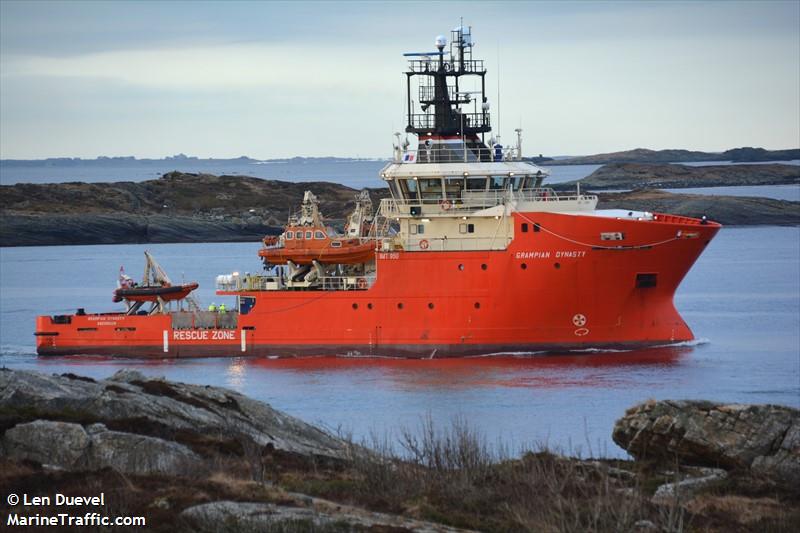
[3, 42, 399, 91]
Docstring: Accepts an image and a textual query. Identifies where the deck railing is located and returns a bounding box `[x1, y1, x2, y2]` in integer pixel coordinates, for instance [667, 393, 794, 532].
[216, 273, 376, 292]
[380, 188, 598, 216]
[407, 112, 489, 131]
[406, 59, 485, 74]
[399, 144, 530, 163]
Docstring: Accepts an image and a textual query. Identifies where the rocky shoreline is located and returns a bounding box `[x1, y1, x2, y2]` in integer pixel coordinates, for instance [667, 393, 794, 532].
[1, 167, 799, 246]
[547, 147, 800, 166]
[553, 162, 800, 190]
[597, 190, 800, 226]
[0, 171, 383, 247]
[1, 369, 798, 531]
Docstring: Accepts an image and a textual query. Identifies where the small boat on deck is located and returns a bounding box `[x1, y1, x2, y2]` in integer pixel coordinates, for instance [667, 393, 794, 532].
[259, 190, 377, 266]
[113, 282, 199, 303]
[112, 251, 200, 313]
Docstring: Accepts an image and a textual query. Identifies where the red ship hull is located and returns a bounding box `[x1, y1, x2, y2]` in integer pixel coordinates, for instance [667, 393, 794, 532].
[36, 212, 720, 358]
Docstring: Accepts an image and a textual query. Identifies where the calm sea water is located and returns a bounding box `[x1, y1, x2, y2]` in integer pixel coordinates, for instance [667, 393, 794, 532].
[1, 226, 798, 457]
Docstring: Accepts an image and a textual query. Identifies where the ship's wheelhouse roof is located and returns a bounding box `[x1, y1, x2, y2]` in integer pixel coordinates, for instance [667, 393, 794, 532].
[380, 161, 549, 179]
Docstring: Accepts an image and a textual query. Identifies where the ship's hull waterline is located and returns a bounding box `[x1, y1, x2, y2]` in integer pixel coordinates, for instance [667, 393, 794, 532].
[36, 212, 721, 358]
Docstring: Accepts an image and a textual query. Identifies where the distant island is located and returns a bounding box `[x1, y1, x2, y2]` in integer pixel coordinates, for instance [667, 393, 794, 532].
[1, 168, 798, 246]
[2, 146, 798, 170]
[0, 154, 382, 167]
[552, 162, 800, 191]
[542, 147, 800, 166]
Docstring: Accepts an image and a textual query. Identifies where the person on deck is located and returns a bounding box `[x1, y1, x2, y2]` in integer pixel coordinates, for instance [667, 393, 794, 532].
[218, 303, 227, 314]
[208, 303, 217, 312]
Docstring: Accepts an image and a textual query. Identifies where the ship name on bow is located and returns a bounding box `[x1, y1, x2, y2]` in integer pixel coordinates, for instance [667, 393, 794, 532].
[515, 250, 587, 259]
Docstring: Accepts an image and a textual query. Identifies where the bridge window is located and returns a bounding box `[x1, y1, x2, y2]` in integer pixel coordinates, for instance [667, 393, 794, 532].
[466, 177, 488, 191]
[314, 231, 325, 239]
[510, 176, 524, 190]
[459, 223, 475, 234]
[398, 179, 418, 201]
[295, 231, 304, 240]
[285, 231, 294, 239]
[444, 177, 464, 199]
[489, 176, 506, 190]
[305, 231, 312, 239]
[409, 224, 424, 235]
[419, 178, 443, 200]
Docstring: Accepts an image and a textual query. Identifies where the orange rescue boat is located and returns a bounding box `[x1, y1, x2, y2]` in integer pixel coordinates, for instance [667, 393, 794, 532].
[259, 190, 376, 266]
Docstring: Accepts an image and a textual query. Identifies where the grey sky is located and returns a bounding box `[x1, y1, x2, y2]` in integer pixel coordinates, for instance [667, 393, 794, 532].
[1, 0, 798, 159]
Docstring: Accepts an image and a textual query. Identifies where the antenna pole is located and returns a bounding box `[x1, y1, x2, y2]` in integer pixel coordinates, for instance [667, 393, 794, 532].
[496, 43, 500, 139]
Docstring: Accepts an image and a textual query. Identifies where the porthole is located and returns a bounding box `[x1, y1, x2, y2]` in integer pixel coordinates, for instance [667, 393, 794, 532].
[428, 302, 434, 310]
[521, 263, 527, 270]
[352, 303, 358, 310]
[458, 264, 464, 271]
[397, 303, 404, 310]
[554, 262, 561, 269]
[367, 303, 373, 310]
[481, 263, 487, 270]
[474, 302, 481, 309]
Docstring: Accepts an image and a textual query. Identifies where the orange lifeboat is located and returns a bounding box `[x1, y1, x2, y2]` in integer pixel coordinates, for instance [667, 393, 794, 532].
[259, 227, 375, 265]
[259, 189, 376, 266]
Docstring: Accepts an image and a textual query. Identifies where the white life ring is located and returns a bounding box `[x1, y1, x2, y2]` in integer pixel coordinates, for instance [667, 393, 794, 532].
[357, 278, 367, 290]
[419, 239, 430, 250]
[439, 199, 452, 211]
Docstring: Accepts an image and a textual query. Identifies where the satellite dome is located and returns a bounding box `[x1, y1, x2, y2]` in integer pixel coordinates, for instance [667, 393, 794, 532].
[435, 35, 447, 50]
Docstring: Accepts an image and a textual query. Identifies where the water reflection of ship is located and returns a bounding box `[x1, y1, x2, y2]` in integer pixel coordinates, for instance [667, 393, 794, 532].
[239, 346, 691, 390]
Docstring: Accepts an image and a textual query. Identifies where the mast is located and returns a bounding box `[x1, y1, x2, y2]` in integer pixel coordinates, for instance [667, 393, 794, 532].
[403, 26, 492, 162]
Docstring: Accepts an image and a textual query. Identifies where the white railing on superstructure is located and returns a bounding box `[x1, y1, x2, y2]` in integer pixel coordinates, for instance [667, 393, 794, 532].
[380, 188, 598, 216]
[399, 146, 522, 163]
[216, 273, 376, 292]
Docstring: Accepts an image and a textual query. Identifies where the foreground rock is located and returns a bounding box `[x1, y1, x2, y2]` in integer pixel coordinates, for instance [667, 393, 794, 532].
[613, 399, 800, 483]
[181, 499, 471, 532]
[0, 368, 349, 461]
[1, 369, 797, 532]
[2, 420, 203, 475]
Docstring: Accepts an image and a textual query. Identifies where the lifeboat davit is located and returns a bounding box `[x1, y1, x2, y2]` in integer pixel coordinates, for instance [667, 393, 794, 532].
[113, 282, 199, 303]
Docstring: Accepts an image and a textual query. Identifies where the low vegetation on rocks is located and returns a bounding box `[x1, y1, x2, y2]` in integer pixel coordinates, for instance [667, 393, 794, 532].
[1, 369, 798, 532]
